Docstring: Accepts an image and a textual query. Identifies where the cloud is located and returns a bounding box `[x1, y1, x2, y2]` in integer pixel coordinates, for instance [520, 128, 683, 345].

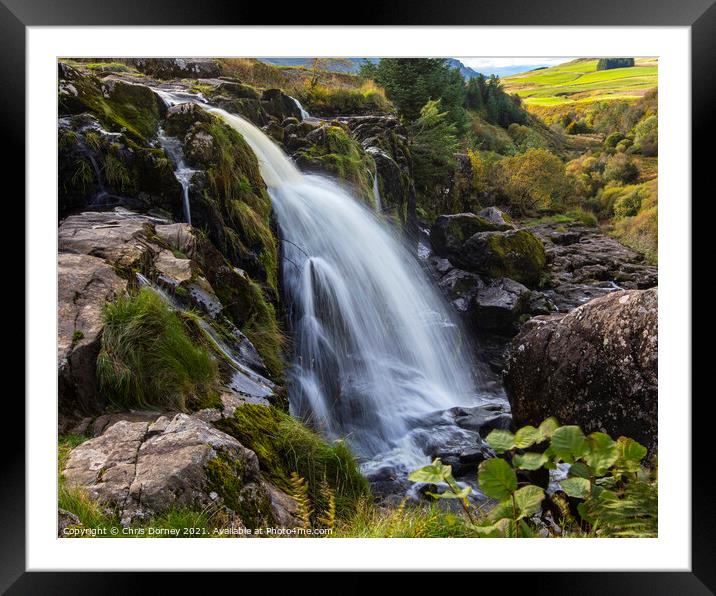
[457, 57, 576, 69]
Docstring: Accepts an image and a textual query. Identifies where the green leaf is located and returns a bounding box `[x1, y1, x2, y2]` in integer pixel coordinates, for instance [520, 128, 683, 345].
[485, 429, 515, 453]
[426, 485, 472, 500]
[560, 477, 591, 499]
[478, 458, 518, 500]
[542, 445, 558, 469]
[585, 432, 618, 474]
[518, 519, 536, 537]
[408, 458, 452, 484]
[538, 417, 560, 441]
[616, 437, 648, 472]
[514, 452, 548, 470]
[568, 461, 592, 479]
[514, 485, 545, 519]
[550, 425, 587, 462]
[514, 425, 539, 449]
[474, 518, 511, 538]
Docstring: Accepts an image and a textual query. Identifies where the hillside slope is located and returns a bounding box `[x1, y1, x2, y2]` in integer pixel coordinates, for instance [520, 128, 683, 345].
[503, 58, 658, 107]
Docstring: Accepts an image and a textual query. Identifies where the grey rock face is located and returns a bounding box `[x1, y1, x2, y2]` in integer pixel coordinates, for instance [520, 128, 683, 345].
[504, 288, 658, 454]
[63, 413, 299, 527]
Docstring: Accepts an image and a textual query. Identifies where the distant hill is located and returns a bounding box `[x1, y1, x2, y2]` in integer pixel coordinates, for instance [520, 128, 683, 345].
[502, 57, 657, 107]
[259, 58, 486, 79]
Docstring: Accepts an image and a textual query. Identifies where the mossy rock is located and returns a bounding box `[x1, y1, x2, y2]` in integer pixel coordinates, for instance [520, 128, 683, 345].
[293, 125, 375, 207]
[215, 404, 369, 519]
[458, 229, 547, 287]
[214, 97, 268, 127]
[215, 81, 260, 100]
[205, 454, 274, 528]
[431, 213, 511, 258]
[165, 102, 211, 138]
[58, 64, 161, 143]
[183, 114, 278, 292]
[58, 114, 181, 218]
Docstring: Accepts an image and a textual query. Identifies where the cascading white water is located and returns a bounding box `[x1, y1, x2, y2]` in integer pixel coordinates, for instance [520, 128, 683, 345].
[157, 130, 195, 225]
[370, 170, 382, 212]
[210, 108, 484, 470]
[288, 96, 310, 121]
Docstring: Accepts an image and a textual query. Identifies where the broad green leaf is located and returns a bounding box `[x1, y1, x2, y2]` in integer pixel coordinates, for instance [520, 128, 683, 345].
[514, 425, 539, 449]
[560, 477, 591, 499]
[542, 445, 558, 469]
[478, 458, 518, 500]
[585, 432, 618, 474]
[592, 486, 618, 501]
[486, 499, 513, 523]
[408, 458, 451, 484]
[568, 461, 592, 479]
[514, 485, 545, 519]
[486, 429, 515, 453]
[426, 485, 472, 500]
[616, 437, 648, 472]
[538, 417, 560, 441]
[514, 452, 548, 470]
[474, 518, 511, 538]
[551, 425, 587, 462]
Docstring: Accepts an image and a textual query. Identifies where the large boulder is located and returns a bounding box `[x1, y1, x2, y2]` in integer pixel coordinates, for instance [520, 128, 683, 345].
[431, 213, 512, 259]
[504, 288, 658, 454]
[261, 88, 302, 121]
[58, 253, 127, 414]
[129, 58, 220, 80]
[63, 413, 299, 527]
[459, 229, 546, 287]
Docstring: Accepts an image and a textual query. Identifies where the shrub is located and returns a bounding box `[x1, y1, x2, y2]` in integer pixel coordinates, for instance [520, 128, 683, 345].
[613, 187, 644, 218]
[604, 131, 625, 148]
[566, 207, 598, 227]
[633, 115, 658, 156]
[215, 404, 369, 520]
[499, 148, 571, 214]
[603, 153, 639, 184]
[97, 288, 218, 411]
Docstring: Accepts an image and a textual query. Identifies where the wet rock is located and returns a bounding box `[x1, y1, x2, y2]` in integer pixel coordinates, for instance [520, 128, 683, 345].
[472, 278, 532, 333]
[504, 288, 658, 454]
[58, 253, 127, 414]
[261, 88, 302, 121]
[164, 102, 210, 138]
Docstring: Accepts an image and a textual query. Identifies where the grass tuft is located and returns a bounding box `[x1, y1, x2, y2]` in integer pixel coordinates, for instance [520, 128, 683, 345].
[97, 287, 218, 411]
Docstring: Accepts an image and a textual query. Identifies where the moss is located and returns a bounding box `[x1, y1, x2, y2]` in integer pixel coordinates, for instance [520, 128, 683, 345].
[216, 404, 369, 519]
[464, 229, 546, 287]
[205, 454, 274, 528]
[294, 125, 375, 206]
[58, 66, 160, 142]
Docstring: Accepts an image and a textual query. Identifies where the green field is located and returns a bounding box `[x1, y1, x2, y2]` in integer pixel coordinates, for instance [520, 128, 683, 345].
[503, 58, 658, 107]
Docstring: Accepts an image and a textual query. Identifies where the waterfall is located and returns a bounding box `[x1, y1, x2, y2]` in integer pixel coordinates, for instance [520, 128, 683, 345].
[210, 108, 485, 471]
[157, 130, 195, 225]
[288, 96, 310, 121]
[370, 169, 382, 212]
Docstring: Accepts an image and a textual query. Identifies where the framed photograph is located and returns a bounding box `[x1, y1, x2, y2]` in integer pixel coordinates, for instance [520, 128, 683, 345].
[8, 0, 708, 588]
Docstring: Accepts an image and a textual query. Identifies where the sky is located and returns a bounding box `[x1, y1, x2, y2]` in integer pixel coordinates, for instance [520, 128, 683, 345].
[456, 57, 576, 77]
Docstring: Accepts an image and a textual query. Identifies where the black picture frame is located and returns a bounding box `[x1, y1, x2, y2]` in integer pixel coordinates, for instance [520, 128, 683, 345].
[6, 0, 707, 589]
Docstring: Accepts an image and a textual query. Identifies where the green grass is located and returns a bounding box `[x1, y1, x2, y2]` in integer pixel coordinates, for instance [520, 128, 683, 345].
[504, 58, 657, 107]
[96, 287, 219, 411]
[215, 404, 369, 520]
